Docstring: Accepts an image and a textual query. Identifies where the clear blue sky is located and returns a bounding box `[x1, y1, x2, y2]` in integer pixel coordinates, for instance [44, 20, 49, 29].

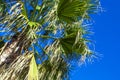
[71, 0, 120, 80]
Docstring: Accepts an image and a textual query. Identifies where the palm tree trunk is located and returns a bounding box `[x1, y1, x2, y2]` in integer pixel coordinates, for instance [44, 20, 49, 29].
[0, 35, 24, 67]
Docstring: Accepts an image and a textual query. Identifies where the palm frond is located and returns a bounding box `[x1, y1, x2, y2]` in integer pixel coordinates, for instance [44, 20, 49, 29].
[28, 54, 38, 80]
[57, 0, 98, 23]
[38, 53, 70, 80]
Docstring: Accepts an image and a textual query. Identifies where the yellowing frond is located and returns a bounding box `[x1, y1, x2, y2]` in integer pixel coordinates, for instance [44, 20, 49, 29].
[28, 54, 38, 80]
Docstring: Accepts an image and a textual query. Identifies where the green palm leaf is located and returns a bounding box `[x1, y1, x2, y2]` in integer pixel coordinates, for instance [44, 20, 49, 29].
[57, 0, 89, 23]
[60, 27, 91, 56]
[28, 54, 38, 80]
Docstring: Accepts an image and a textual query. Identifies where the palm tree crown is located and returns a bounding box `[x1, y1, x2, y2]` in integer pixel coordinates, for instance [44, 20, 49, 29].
[0, 0, 100, 80]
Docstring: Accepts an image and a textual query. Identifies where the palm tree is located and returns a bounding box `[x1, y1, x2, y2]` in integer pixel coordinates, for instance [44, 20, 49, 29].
[0, 0, 100, 80]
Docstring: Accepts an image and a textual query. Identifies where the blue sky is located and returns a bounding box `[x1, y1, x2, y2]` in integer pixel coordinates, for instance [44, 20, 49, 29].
[71, 0, 120, 80]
